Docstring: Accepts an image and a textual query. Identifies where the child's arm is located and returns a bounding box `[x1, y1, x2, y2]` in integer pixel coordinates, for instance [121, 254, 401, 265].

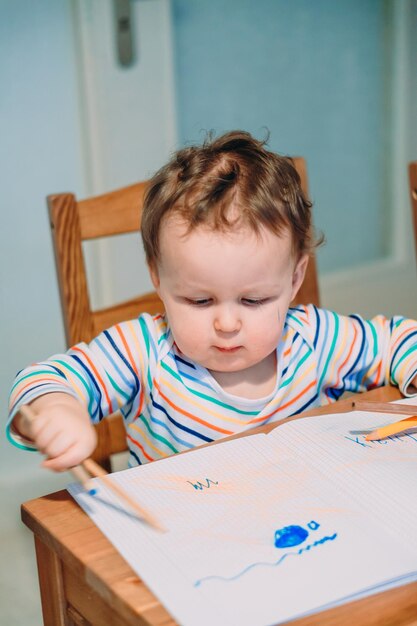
[13, 392, 97, 471]
[7, 317, 155, 465]
[299, 306, 417, 398]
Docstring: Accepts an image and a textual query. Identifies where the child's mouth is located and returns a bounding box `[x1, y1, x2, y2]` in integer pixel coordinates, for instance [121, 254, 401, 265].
[215, 346, 242, 353]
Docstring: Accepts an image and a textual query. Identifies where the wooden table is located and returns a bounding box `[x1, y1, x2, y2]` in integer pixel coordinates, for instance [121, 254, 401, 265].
[22, 386, 417, 626]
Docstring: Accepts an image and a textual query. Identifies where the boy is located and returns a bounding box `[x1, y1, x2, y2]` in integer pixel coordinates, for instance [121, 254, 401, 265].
[7, 131, 417, 471]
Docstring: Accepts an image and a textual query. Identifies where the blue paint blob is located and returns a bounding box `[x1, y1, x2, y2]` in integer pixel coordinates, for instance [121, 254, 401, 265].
[307, 520, 320, 531]
[274, 525, 309, 548]
[88, 488, 98, 496]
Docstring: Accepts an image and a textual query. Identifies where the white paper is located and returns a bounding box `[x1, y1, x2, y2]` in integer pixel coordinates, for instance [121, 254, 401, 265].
[68, 403, 417, 626]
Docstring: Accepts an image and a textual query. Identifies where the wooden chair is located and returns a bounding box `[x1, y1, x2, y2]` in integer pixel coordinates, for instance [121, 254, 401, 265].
[409, 161, 417, 264]
[47, 157, 319, 470]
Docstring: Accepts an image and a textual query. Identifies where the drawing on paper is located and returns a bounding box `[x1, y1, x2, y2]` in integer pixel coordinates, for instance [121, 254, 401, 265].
[274, 520, 320, 548]
[186, 478, 219, 491]
[345, 432, 417, 447]
[194, 519, 337, 587]
[69, 407, 417, 626]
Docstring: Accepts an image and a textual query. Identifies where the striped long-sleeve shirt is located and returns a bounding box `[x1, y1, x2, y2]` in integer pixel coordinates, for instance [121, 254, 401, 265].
[7, 305, 417, 466]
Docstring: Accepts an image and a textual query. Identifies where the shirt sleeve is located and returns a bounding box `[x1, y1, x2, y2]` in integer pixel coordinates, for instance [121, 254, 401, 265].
[306, 306, 417, 400]
[7, 318, 147, 450]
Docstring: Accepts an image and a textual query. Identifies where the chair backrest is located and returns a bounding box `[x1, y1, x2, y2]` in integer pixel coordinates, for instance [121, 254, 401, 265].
[47, 157, 319, 468]
[48, 181, 163, 346]
[290, 158, 320, 308]
[409, 162, 417, 264]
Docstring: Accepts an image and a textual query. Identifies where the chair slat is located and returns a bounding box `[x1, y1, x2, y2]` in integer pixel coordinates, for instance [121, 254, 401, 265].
[48, 193, 95, 346]
[78, 181, 147, 239]
[409, 162, 417, 265]
[92, 292, 164, 338]
[292, 157, 320, 307]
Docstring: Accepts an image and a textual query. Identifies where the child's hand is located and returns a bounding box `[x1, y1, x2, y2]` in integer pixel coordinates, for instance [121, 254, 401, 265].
[15, 393, 97, 472]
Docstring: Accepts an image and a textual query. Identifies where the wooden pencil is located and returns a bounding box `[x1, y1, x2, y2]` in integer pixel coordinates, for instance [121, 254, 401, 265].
[19, 405, 165, 532]
[365, 416, 417, 441]
[351, 400, 417, 416]
[83, 458, 165, 532]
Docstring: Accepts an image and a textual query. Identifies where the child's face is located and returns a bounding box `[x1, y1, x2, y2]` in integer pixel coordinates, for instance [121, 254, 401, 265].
[149, 216, 307, 376]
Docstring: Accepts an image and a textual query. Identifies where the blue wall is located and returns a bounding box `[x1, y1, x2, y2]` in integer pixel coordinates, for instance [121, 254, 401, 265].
[172, 0, 391, 272]
[0, 0, 84, 471]
[0, 0, 84, 353]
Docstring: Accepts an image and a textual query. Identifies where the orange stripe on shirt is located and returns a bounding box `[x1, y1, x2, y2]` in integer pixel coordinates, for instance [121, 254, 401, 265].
[298, 304, 309, 326]
[10, 375, 67, 405]
[126, 432, 154, 462]
[391, 325, 415, 351]
[72, 346, 114, 413]
[126, 321, 145, 416]
[115, 324, 139, 377]
[333, 324, 357, 390]
[367, 359, 383, 389]
[153, 379, 233, 435]
[249, 378, 317, 424]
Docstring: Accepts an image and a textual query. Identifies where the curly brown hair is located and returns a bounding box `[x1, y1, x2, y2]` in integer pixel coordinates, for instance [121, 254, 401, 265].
[141, 130, 320, 265]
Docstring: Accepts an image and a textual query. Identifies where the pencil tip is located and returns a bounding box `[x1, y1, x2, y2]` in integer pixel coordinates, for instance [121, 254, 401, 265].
[155, 525, 167, 533]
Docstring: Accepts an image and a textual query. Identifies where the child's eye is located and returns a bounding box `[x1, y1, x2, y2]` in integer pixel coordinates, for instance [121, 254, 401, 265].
[185, 298, 212, 307]
[241, 298, 269, 307]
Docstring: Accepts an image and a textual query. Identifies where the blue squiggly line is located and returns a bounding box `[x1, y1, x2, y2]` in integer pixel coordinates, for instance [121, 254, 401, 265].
[187, 478, 219, 490]
[194, 533, 338, 587]
[345, 432, 417, 447]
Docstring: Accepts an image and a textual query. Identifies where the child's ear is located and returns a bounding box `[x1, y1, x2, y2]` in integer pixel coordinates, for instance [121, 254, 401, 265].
[290, 254, 309, 301]
[148, 262, 161, 293]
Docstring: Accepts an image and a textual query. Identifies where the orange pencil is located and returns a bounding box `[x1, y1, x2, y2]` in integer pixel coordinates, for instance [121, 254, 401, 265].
[365, 415, 417, 441]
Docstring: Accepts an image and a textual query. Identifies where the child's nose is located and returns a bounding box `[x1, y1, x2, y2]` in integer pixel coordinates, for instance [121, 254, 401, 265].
[213, 306, 241, 333]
